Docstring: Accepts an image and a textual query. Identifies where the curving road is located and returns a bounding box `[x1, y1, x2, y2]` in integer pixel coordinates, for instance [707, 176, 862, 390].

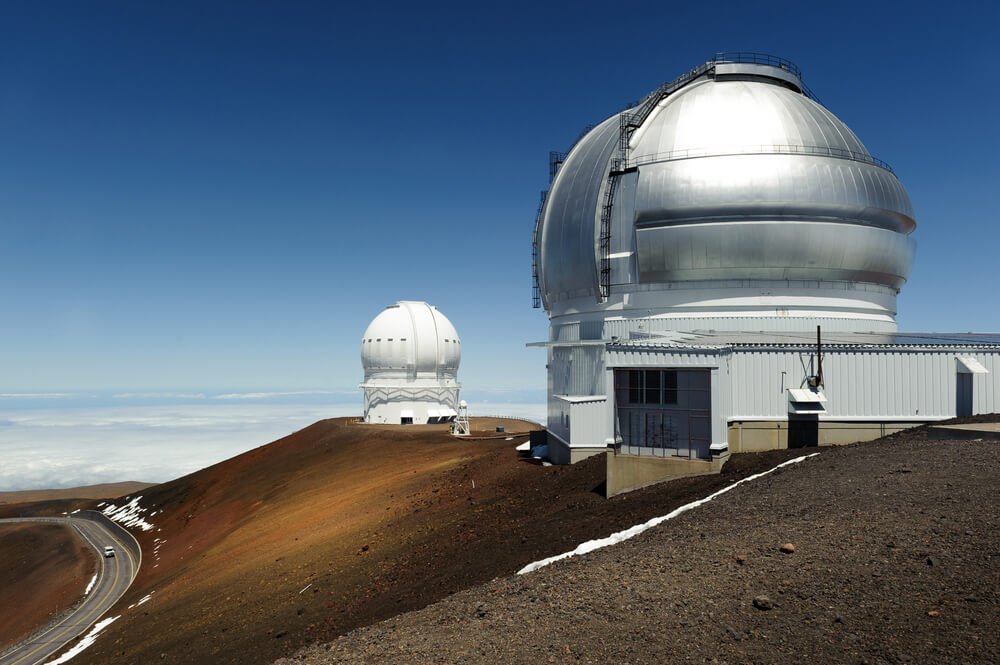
[0, 516, 139, 665]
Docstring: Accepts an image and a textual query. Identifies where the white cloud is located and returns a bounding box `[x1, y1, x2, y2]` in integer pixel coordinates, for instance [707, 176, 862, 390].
[111, 392, 207, 400]
[0, 403, 344, 491]
[0, 399, 544, 492]
[213, 390, 352, 400]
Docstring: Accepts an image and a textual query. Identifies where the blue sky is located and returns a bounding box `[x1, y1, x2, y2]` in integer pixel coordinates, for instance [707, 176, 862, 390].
[2, 0, 998, 397]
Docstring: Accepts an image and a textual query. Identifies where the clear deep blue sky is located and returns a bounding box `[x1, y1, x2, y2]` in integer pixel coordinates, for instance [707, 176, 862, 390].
[2, 1, 998, 395]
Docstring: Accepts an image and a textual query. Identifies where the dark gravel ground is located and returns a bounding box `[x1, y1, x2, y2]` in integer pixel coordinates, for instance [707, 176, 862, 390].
[276, 431, 1000, 665]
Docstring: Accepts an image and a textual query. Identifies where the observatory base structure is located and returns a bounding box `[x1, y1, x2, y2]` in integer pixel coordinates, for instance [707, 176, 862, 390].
[361, 384, 459, 425]
[528, 54, 1000, 490]
[534, 329, 1000, 494]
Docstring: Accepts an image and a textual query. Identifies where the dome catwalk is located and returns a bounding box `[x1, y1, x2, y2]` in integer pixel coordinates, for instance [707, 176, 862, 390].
[360, 301, 461, 425]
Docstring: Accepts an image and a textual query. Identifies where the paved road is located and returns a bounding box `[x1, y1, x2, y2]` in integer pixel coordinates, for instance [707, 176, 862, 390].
[0, 516, 139, 665]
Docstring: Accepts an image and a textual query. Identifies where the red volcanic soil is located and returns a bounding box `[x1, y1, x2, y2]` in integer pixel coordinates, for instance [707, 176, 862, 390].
[56, 417, 819, 665]
[0, 522, 95, 650]
[279, 426, 1000, 665]
[29, 416, 997, 665]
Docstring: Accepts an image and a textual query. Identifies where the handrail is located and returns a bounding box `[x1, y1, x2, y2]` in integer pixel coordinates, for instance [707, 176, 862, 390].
[626, 143, 896, 174]
[712, 51, 802, 79]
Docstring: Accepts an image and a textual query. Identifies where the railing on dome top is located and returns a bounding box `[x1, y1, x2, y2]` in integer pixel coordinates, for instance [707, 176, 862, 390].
[712, 51, 803, 78]
[711, 51, 821, 101]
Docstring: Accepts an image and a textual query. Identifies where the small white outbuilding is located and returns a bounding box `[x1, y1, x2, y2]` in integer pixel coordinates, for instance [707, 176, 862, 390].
[360, 301, 461, 425]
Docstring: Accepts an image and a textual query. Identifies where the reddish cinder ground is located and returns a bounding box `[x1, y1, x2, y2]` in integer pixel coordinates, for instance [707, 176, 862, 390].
[36, 417, 820, 665]
[17, 417, 992, 665]
[0, 522, 96, 649]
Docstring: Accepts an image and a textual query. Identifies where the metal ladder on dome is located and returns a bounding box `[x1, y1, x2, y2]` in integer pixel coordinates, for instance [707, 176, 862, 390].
[531, 189, 546, 309]
[597, 59, 718, 301]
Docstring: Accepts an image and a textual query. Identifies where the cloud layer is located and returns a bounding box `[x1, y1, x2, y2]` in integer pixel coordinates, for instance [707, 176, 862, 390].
[0, 400, 545, 491]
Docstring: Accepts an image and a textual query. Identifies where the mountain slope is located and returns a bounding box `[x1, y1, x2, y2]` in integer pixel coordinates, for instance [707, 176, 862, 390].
[61, 416, 815, 665]
[0, 482, 153, 505]
[0, 522, 95, 650]
[277, 429, 1000, 664]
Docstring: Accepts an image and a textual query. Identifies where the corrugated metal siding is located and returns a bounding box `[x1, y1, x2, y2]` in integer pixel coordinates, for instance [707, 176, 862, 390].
[569, 398, 609, 446]
[552, 323, 580, 342]
[547, 394, 568, 443]
[569, 346, 605, 395]
[727, 349, 1000, 419]
[972, 353, 999, 414]
[550, 347, 572, 396]
[548, 344, 607, 397]
[607, 347, 724, 368]
[551, 342, 1000, 455]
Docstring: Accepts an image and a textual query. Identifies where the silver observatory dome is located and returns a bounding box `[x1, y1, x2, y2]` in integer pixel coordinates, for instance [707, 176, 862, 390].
[533, 53, 916, 333]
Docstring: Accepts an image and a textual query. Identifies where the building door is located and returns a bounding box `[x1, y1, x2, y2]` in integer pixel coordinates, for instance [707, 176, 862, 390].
[787, 414, 818, 448]
[956, 373, 973, 417]
[614, 368, 711, 459]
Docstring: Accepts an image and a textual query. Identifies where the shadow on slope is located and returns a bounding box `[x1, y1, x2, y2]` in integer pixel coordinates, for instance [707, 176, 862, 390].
[47, 417, 887, 665]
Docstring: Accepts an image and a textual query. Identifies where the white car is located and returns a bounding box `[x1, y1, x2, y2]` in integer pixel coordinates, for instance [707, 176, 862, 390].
[103, 546, 115, 558]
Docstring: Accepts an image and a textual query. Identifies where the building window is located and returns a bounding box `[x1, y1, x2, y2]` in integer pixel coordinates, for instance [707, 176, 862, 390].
[644, 369, 661, 404]
[614, 368, 712, 460]
[628, 371, 641, 404]
[665, 370, 678, 405]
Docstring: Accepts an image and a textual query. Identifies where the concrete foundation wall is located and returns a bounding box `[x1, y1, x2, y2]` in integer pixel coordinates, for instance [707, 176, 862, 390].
[727, 420, 921, 453]
[607, 452, 727, 497]
[548, 436, 608, 465]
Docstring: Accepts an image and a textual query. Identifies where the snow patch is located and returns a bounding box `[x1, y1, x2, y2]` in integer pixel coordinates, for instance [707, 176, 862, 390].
[84, 574, 97, 596]
[101, 496, 155, 532]
[47, 615, 119, 664]
[129, 592, 154, 609]
[518, 453, 821, 574]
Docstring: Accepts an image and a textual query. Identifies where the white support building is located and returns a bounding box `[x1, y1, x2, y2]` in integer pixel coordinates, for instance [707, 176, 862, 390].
[529, 53, 1000, 480]
[360, 301, 461, 425]
[540, 330, 1000, 465]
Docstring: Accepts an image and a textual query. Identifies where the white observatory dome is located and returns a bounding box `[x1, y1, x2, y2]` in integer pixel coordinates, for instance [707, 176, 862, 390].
[533, 53, 916, 334]
[360, 301, 461, 425]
